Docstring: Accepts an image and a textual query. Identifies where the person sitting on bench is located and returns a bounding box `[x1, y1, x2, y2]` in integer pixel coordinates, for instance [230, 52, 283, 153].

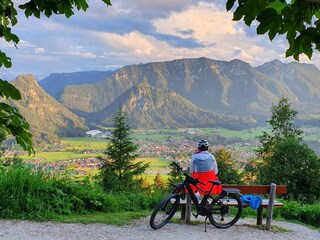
[190, 139, 222, 195]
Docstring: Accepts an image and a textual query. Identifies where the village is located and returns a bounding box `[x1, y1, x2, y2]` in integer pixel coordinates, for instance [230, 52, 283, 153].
[12, 128, 260, 178]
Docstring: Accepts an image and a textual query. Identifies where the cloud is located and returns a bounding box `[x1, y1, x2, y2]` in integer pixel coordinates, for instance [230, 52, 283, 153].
[35, 48, 45, 54]
[1, 0, 319, 78]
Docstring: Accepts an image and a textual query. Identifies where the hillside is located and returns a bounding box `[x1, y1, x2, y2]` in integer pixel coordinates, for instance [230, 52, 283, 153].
[255, 60, 320, 114]
[11, 74, 88, 144]
[39, 70, 113, 97]
[85, 83, 257, 129]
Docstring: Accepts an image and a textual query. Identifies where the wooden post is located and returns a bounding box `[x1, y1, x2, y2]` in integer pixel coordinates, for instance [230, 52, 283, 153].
[185, 193, 191, 224]
[181, 204, 186, 220]
[266, 183, 276, 230]
[257, 206, 263, 225]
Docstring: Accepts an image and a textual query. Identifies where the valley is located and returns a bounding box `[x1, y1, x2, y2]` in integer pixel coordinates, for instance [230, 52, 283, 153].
[10, 57, 320, 146]
[13, 126, 320, 182]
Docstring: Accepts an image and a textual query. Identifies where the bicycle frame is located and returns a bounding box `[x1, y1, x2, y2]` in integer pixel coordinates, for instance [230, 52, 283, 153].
[172, 170, 225, 216]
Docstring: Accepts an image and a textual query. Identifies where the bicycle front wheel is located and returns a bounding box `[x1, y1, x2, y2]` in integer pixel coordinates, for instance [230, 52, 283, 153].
[149, 193, 180, 230]
[208, 192, 242, 229]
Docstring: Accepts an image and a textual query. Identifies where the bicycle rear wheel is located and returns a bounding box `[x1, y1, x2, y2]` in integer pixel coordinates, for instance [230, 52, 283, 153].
[208, 192, 242, 229]
[149, 193, 180, 230]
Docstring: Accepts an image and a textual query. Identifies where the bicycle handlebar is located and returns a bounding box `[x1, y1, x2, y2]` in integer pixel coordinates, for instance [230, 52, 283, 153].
[173, 161, 206, 186]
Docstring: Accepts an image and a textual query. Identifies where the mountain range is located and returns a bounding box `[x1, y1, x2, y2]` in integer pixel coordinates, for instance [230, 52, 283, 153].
[10, 57, 320, 144]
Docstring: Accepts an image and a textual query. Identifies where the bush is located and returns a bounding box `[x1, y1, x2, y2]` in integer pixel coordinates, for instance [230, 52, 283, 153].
[258, 138, 320, 203]
[0, 163, 165, 220]
[274, 201, 320, 228]
[0, 164, 60, 219]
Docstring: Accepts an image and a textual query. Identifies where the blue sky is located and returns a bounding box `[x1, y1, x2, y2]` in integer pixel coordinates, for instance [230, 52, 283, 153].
[1, 0, 319, 80]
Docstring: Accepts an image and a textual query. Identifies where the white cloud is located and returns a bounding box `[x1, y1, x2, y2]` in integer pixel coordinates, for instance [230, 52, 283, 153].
[2, 0, 320, 77]
[95, 31, 156, 56]
[154, 3, 240, 41]
[35, 48, 45, 53]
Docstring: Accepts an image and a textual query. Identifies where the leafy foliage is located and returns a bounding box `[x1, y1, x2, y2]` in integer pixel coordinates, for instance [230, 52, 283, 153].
[153, 172, 167, 192]
[275, 200, 320, 228]
[256, 97, 303, 160]
[0, 162, 162, 219]
[242, 157, 260, 184]
[214, 148, 243, 184]
[97, 107, 149, 192]
[259, 137, 320, 203]
[226, 0, 320, 60]
[167, 161, 185, 189]
[256, 97, 320, 203]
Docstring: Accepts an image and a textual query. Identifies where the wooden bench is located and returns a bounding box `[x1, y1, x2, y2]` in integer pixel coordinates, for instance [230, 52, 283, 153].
[181, 183, 287, 230]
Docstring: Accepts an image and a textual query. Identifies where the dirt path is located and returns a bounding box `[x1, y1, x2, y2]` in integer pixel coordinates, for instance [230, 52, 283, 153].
[0, 217, 319, 240]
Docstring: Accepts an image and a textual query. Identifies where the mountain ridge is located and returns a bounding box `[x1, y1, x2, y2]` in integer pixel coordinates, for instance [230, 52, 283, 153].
[11, 57, 320, 144]
[11, 74, 88, 144]
[58, 57, 320, 121]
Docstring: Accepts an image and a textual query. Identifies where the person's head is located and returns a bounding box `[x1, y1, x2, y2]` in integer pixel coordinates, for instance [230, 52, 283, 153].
[197, 139, 209, 151]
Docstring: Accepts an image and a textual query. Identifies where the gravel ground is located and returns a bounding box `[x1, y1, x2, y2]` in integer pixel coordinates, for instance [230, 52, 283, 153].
[0, 217, 319, 240]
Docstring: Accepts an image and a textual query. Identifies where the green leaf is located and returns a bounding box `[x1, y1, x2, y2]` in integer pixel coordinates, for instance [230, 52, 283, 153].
[101, 0, 112, 6]
[256, 8, 279, 36]
[0, 103, 34, 155]
[0, 79, 21, 100]
[267, 0, 286, 14]
[233, 5, 246, 21]
[285, 46, 294, 58]
[268, 16, 283, 40]
[226, 0, 236, 11]
[0, 51, 12, 68]
[299, 33, 313, 59]
[34, 8, 41, 19]
[44, 9, 52, 17]
[57, 0, 74, 18]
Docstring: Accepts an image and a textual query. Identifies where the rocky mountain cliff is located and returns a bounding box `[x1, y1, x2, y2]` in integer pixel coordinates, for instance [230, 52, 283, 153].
[58, 57, 320, 127]
[11, 74, 88, 144]
[84, 83, 257, 129]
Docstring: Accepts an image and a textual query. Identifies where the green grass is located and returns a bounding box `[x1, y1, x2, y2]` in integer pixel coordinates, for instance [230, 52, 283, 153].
[61, 137, 107, 150]
[133, 130, 180, 143]
[138, 157, 171, 169]
[21, 151, 98, 163]
[209, 127, 267, 139]
[52, 211, 151, 225]
[241, 223, 292, 233]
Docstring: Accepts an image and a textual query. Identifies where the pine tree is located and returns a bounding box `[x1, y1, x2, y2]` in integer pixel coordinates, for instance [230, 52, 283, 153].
[167, 161, 184, 189]
[214, 148, 243, 184]
[98, 107, 149, 192]
[153, 172, 167, 191]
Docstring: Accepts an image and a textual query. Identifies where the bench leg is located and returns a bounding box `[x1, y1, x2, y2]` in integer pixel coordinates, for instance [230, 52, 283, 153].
[181, 205, 186, 220]
[257, 206, 263, 225]
[185, 193, 191, 224]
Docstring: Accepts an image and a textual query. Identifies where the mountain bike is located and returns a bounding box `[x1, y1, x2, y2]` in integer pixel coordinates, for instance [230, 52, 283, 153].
[149, 162, 243, 231]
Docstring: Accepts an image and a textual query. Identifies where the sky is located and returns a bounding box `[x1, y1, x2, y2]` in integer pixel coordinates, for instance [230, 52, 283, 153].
[1, 0, 319, 80]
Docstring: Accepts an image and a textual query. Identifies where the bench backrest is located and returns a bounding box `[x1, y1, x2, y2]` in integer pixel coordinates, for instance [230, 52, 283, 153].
[222, 184, 287, 194]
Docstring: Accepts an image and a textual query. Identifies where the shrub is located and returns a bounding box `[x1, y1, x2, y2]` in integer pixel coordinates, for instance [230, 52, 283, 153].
[274, 201, 320, 228]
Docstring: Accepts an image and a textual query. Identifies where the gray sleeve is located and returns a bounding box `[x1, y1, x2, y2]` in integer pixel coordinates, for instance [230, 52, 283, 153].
[190, 155, 196, 173]
[212, 154, 218, 175]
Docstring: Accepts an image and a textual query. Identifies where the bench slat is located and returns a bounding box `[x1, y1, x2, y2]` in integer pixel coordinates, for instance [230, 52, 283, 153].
[179, 199, 284, 207]
[222, 185, 287, 194]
